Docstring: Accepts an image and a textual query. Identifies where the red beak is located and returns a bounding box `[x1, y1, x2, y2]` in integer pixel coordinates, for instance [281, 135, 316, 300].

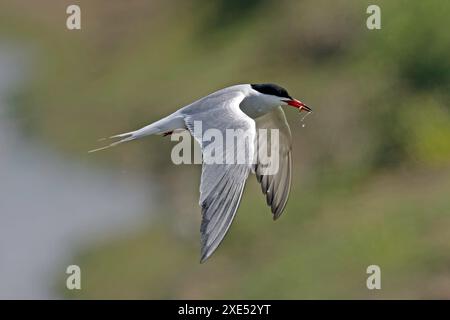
[284, 99, 312, 112]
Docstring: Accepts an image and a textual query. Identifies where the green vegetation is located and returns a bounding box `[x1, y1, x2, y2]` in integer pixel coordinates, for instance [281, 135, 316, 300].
[2, 0, 450, 298]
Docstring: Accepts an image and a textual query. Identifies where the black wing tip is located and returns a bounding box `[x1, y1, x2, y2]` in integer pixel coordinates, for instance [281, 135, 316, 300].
[272, 208, 284, 220]
[199, 233, 215, 263]
[200, 246, 213, 263]
[200, 255, 208, 264]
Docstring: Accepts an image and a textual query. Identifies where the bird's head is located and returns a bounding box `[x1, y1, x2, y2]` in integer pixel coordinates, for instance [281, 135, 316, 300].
[250, 83, 312, 113]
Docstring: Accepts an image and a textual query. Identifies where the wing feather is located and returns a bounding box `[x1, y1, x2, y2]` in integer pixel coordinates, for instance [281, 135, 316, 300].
[255, 107, 292, 220]
[183, 92, 256, 262]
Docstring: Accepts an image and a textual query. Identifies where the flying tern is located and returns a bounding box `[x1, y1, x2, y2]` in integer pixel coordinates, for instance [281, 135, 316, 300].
[90, 83, 311, 262]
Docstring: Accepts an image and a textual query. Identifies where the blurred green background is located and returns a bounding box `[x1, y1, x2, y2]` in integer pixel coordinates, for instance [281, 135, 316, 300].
[1, 0, 450, 299]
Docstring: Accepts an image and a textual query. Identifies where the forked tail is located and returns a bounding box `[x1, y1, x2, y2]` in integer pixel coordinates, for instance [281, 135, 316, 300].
[88, 113, 185, 153]
[88, 131, 138, 153]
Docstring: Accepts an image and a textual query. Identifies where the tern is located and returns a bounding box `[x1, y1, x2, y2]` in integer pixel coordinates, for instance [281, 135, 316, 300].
[90, 83, 311, 262]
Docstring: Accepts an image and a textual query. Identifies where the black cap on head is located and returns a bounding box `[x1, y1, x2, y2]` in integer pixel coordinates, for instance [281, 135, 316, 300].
[251, 83, 292, 99]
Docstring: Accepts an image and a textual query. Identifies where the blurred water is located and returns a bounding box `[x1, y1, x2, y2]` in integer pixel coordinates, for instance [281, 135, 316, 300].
[0, 46, 154, 299]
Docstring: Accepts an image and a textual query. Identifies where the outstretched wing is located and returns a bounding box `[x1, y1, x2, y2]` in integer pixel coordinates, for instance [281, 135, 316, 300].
[254, 107, 292, 220]
[183, 92, 256, 262]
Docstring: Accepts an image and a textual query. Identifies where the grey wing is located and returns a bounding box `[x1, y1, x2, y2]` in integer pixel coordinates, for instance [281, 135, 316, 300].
[183, 92, 256, 262]
[254, 107, 292, 220]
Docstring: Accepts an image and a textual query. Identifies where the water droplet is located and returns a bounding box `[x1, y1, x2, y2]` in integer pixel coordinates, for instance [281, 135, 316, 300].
[299, 111, 312, 128]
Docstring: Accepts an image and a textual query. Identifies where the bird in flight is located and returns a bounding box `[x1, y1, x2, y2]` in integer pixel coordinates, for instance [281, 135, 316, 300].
[90, 83, 311, 262]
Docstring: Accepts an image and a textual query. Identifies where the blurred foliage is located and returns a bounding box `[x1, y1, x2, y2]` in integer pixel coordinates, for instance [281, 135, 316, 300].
[1, 0, 450, 298]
